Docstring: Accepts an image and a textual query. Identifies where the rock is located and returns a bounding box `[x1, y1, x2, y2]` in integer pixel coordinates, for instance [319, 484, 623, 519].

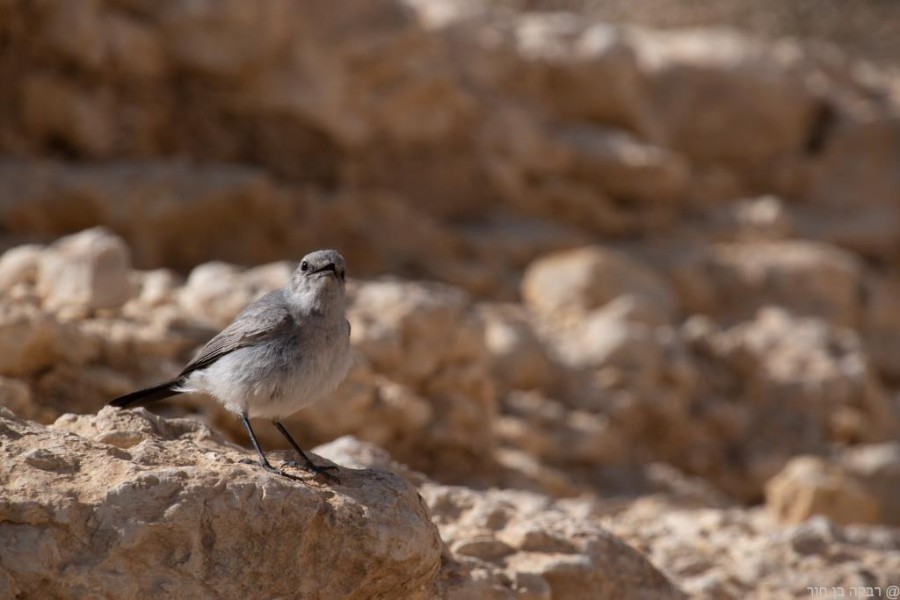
[0, 161, 293, 270]
[632, 28, 821, 173]
[312, 434, 423, 484]
[785, 516, 844, 556]
[862, 273, 900, 380]
[766, 456, 881, 526]
[560, 306, 897, 502]
[843, 444, 900, 527]
[767, 444, 900, 527]
[522, 246, 675, 324]
[552, 124, 689, 204]
[37, 227, 133, 313]
[555, 299, 662, 370]
[311, 434, 704, 600]
[37, 0, 107, 71]
[479, 304, 559, 392]
[0, 376, 51, 423]
[155, 0, 295, 80]
[179, 261, 291, 327]
[135, 269, 180, 307]
[670, 240, 864, 327]
[0, 407, 442, 599]
[350, 280, 482, 382]
[177, 261, 248, 324]
[280, 356, 433, 458]
[503, 16, 655, 135]
[422, 485, 685, 600]
[497, 391, 630, 467]
[719, 309, 895, 444]
[802, 115, 900, 259]
[19, 74, 116, 156]
[458, 213, 591, 278]
[0, 244, 43, 291]
[104, 13, 169, 79]
[340, 280, 497, 481]
[0, 303, 99, 378]
[482, 111, 679, 237]
[677, 308, 897, 499]
[607, 502, 900, 599]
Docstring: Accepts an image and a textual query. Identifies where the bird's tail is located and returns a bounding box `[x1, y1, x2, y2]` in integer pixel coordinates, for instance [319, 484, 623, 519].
[110, 380, 182, 408]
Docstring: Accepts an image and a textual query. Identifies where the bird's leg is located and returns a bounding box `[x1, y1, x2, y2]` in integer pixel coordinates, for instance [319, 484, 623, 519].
[239, 414, 300, 481]
[273, 420, 340, 482]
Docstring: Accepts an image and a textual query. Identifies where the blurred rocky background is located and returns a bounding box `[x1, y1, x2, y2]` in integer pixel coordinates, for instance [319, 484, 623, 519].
[1, 0, 899, 598]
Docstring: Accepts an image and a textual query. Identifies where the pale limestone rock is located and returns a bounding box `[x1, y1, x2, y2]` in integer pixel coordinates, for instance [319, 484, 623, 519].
[0, 303, 100, 377]
[0, 376, 46, 422]
[664, 308, 898, 500]
[766, 456, 881, 526]
[672, 240, 864, 327]
[766, 445, 900, 527]
[557, 301, 661, 370]
[318, 436, 684, 599]
[423, 485, 685, 600]
[720, 309, 896, 447]
[294, 356, 434, 452]
[344, 280, 497, 480]
[497, 391, 630, 467]
[0, 161, 291, 271]
[0, 244, 43, 291]
[178, 261, 291, 327]
[485, 105, 689, 233]
[482, 111, 678, 237]
[607, 501, 900, 600]
[632, 28, 820, 170]
[505, 16, 654, 134]
[803, 116, 900, 259]
[37, 227, 132, 313]
[350, 280, 482, 382]
[0, 408, 442, 599]
[136, 269, 179, 307]
[522, 246, 675, 324]
[552, 124, 689, 204]
[178, 262, 247, 326]
[863, 273, 900, 379]
[479, 304, 559, 392]
[843, 443, 900, 527]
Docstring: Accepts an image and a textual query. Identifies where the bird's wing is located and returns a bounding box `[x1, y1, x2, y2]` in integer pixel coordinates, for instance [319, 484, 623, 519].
[178, 290, 294, 377]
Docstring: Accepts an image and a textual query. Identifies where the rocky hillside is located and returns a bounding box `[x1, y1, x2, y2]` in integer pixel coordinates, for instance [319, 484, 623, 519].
[1, 1, 899, 598]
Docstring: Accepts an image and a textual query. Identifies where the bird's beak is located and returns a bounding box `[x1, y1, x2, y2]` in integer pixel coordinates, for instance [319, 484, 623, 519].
[311, 263, 337, 277]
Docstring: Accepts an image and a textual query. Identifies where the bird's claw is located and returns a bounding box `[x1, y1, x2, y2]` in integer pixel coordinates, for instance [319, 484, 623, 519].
[283, 460, 341, 483]
[257, 461, 302, 481]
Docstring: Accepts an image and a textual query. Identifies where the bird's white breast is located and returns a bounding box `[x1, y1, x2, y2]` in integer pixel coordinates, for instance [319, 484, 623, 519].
[183, 319, 352, 419]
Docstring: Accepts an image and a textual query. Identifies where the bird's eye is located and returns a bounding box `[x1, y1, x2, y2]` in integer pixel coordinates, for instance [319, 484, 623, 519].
[300, 261, 309, 272]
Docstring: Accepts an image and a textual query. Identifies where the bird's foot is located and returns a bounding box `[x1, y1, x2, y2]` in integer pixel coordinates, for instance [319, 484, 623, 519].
[257, 461, 302, 481]
[283, 460, 341, 484]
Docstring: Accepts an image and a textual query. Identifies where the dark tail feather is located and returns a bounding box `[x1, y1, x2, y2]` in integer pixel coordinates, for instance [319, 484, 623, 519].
[110, 380, 182, 408]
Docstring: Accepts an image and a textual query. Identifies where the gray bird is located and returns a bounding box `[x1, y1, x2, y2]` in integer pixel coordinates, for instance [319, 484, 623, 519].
[111, 249, 352, 482]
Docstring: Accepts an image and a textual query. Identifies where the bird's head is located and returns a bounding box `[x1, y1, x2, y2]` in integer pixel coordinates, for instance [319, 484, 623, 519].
[288, 249, 347, 313]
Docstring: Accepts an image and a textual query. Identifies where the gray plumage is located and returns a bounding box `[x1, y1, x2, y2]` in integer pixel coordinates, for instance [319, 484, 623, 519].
[111, 249, 352, 480]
